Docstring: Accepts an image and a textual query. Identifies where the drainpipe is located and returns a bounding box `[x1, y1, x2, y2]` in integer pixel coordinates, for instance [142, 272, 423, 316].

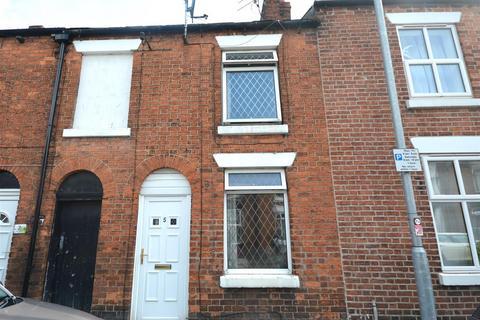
[372, 0, 436, 319]
[372, 300, 378, 320]
[22, 32, 70, 297]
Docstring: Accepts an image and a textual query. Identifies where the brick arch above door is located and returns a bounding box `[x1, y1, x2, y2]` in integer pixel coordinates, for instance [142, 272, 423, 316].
[50, 156, 115, 199]
[133, 155, 200, 196]
[0, 166, 36, 191]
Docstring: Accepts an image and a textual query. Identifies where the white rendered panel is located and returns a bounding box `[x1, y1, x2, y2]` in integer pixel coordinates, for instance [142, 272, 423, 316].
[387, 12, 461, 25]
[74, 39, 141, 54]
[62, 128, 131, 137]
[213, 152, 296, 168]
[412, 136, 480, 154]
[73, 54, 133, 130]
[216, 34, 282, 50]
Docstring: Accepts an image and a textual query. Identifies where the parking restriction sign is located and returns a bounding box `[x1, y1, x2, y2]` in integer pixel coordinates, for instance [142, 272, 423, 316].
[393, 149, 422, 172]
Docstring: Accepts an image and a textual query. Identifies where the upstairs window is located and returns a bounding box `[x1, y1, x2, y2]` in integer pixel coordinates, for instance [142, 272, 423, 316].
[222, 50, 281, 123]
[397, 26, 470, 97]
[63, 39, 141, 137]
[224, 169, 291, 273]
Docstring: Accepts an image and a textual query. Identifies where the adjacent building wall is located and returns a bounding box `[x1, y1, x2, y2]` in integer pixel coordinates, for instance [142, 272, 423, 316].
[315, 2, 480, 319]
[0, 37, 59, 293]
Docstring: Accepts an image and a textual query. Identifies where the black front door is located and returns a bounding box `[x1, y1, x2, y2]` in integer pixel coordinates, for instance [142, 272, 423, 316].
[45, 171, 102, 312]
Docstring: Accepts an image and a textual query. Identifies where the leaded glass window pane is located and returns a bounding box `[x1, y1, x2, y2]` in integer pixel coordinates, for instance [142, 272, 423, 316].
[432, 202, 473, 267]
[226, 70, 278, 120]
[229, 173, 282, 187]
[225, 52, 274, 61]
[226, 193, 288, 269]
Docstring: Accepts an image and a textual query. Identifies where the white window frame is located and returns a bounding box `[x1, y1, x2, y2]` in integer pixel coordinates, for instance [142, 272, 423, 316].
[223, 169, 292, 275]
[396, 24, 472, 98]
[222, 60, 282, 124]
[225, 169, 286, 191]
[422, 156, 480, 273]
[222, 50, 278, 64]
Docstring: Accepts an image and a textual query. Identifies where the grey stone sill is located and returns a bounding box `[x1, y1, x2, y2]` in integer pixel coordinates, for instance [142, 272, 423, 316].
[62, 128, 131, 137]
[439, 273, 480, 286]
[407, 97, 480, 109]
[220, 274, 300, 288]
[217, 124, 288, 136]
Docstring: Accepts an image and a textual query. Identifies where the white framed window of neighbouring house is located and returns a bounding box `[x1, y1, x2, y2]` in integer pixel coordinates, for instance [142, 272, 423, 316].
[397, 25, 470, 97]
[423, 156, 480, 273]
[387, 12, 480, 108]
[412, 136, 480, 285]
[63, 39, 141, 137]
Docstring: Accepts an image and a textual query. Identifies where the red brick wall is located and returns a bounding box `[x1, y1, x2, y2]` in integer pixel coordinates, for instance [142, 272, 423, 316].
[316, 3, 480, 319]
[261, 0, 291, 20]
[1, 28, 345, 319]
[0, 37, 59, 292]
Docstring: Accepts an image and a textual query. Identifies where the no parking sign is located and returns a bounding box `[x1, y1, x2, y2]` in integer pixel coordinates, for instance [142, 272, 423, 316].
[393, 149, 422, 172]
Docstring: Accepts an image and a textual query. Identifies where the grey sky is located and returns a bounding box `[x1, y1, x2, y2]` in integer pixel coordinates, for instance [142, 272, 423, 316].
[0, 0, 314, 30]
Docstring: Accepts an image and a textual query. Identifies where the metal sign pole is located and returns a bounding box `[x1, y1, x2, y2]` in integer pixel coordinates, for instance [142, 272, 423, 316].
[372, 0, 437, 318]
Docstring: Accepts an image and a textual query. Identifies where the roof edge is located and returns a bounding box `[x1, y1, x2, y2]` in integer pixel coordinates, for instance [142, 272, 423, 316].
[0, 19, 318, 38]
[314, 0, 478, 7]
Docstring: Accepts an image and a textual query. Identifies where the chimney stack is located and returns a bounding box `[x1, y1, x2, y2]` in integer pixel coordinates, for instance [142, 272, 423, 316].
[261, 0, 291, 20]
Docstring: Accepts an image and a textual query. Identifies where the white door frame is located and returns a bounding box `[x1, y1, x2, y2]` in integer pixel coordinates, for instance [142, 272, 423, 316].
[130, 170, 191, 320]
[0, 189, 20, 284]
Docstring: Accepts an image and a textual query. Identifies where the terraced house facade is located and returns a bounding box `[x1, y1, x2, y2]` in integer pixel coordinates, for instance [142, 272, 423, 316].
[0, 0, 479, 319]
[0, 1, 344, 319]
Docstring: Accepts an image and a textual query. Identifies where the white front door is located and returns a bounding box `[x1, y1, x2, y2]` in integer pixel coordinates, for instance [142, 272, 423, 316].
[132, 195, 191, 320]
[0, 190, 20, 283]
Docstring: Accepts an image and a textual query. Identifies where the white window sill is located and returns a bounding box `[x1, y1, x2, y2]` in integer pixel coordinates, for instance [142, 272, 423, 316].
[62, 128, 131, 137]
[220, 274, 300, 288]
[439, 273, 480, 286]
[217, 124, 288, 136]
[407, 98, 480, 109]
